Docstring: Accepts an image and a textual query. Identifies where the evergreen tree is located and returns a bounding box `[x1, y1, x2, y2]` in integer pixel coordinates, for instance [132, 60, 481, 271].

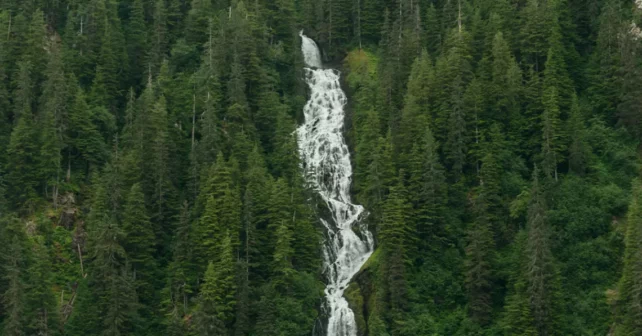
[398, 49, 433, 162]
[192, 263, 227, 336]
[464, 155, 497, 325]
[126, 0, 148, 90]
[489, 32, 521, 128]
[90, 215, 139, 336]
[501, 167, 561, 335]
[149, 0, 169, 73]
[122, 183, 158, 324]
[26, 238, 61, 336]
[1, 218, 28, 336]
[23, 9, 47, 78]
[379, 177, 413, 315]
[38, 43, 67, 203]
[519, 0, 551, 71]
[408, 127, 447, 252]
[567, 93, 589, 175]
[586, 0, 624, 122]
[6, 61, 39, 208]
[540, 86, 563, 181]
[198, 233, 237, 327]
[185, 0, 214, 47]
[362, 134, 395, 211]
[68, 88, 107, 173]
[525, 168, 561, 335]
[436, 28, 473, 178]
[615, 179, 642, 335]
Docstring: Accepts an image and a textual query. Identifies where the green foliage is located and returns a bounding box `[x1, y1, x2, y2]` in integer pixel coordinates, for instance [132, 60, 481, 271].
[1, 1, 642, 335]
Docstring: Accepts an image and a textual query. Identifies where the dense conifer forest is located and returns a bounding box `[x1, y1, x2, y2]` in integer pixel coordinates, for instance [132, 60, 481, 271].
[2, 0, 642, 335]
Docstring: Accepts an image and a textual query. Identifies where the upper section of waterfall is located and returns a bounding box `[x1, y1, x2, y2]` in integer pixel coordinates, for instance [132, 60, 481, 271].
[300, 31, 323, 68]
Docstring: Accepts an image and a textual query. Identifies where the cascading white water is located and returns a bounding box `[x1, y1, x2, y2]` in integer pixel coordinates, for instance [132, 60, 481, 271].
[297, 31, 374, 336]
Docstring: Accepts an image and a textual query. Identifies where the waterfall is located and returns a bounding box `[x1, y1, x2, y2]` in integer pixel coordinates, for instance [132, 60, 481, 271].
[297, 31, 374, 336]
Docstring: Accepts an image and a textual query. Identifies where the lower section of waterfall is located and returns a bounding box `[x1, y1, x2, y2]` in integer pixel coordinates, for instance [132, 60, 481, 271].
[297, 32, 374, 336]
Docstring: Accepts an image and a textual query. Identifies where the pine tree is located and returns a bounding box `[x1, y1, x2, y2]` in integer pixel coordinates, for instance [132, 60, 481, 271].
[185, 0, 214, 47]
[465, 158, 497, 325]
[490, 32, 521, 127]
[6, 61, 39, 208]
[163, 201, 194, 331]
[272, 218, 295, 286]
[145, 95, 175, 231]
[408, 127, 447, 252]
[436, 28, 473, 178]
[1, 218, 28, 336]
[242, 147, 271, 281]
[38, 43, 67, 203]
[567, 93, 588, 175]
[524, 168, 560, 335]
[270, 109, 298, 179]
[355, 108, 381, 198]
[425, 3, 441, 54]
[0, 40, 10, 169]
[148, 0, 168, 75]
[542, 19, 572, 111]
[519, 0, 551, 71]
[360, 0, 384, 45]
[379, 176, 413, 317]
[325, 0, 352, 56]
[122, 183, 158, 322]
[586, 0, 624, 122]
[126, 0, 148, 90]
[68, 88, 107, 172]
[398, 50, 433, 163]
[26, 238, 62, 336]
[23, 9, 47, 78]
[89, 215, 139, 336]
[615, 179, 642, 335]
[501, 240, 537, 336]
[90, 14, 126, 110]
[540, 86, 563, 181]
[362, 134, 395, 211]
[197, 233, 237, 328]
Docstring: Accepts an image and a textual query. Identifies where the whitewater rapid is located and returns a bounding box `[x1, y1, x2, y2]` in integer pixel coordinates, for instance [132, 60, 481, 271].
[297, 32, 374, 336]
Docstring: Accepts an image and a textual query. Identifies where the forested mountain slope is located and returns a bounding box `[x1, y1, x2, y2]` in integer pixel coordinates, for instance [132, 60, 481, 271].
[1, 0, 642, 335]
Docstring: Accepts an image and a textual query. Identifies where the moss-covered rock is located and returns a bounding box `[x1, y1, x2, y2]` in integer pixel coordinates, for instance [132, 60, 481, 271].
[345, 285, 366, 335]
[344, 248, 382, 336]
